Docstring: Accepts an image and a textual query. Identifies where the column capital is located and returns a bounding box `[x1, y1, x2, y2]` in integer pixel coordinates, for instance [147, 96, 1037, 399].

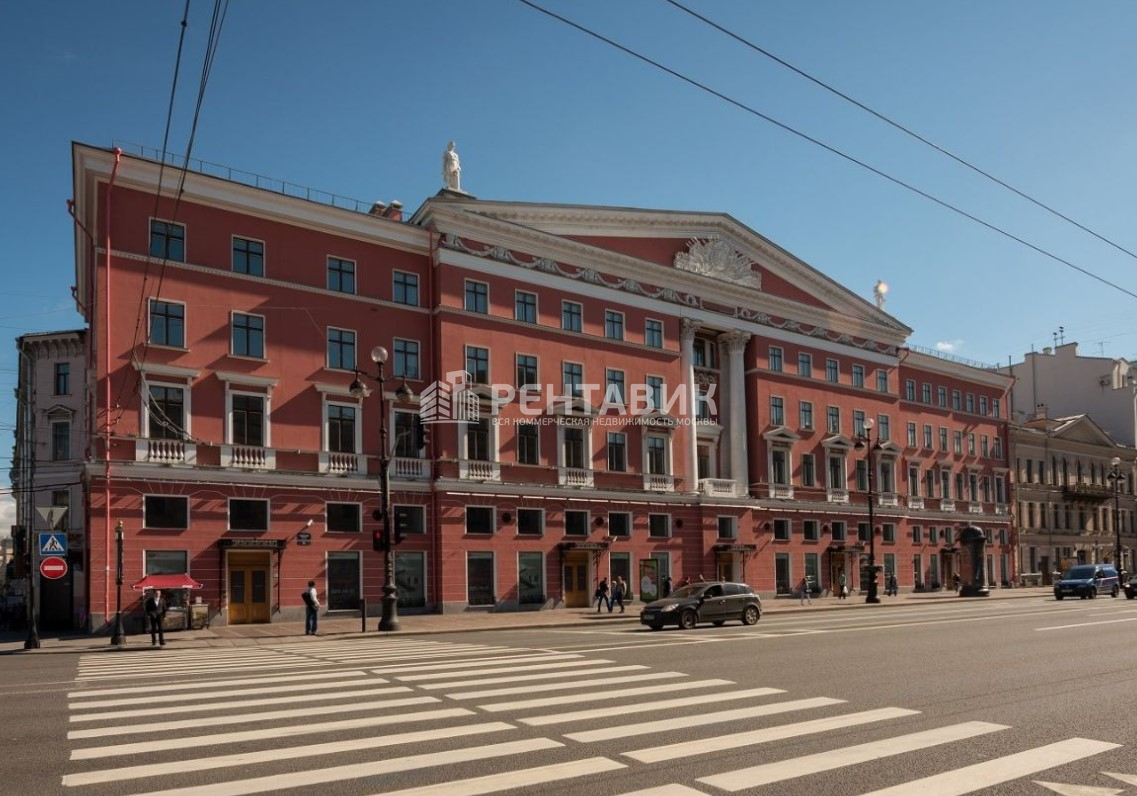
[719, 329, 752, 354]
[680, 318, 703, 344]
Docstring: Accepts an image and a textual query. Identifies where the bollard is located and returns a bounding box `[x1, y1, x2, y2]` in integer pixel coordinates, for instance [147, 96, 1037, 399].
[360, 598, 367, 633]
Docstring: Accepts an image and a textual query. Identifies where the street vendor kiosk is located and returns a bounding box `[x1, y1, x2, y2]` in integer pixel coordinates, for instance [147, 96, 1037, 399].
[132, 573, 207, 631]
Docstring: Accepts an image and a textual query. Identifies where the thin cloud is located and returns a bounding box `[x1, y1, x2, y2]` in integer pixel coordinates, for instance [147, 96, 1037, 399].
[936, 339, 964, 354]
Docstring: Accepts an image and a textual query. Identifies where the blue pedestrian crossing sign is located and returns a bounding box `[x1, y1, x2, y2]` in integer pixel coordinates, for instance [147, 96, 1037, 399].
[39, 532, 67, 556]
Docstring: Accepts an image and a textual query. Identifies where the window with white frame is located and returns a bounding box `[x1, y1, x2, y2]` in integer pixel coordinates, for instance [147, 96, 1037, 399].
[517, 508, 543, 535]
[390, 339, 419, 379]
[798, 353, 812, 377]
[465, 417, 491, 461]
[393, 271, 418, 305]
[229, 498, 269, 531]
[771, 448, 789, 485]
[646, 376, 663, 411]
[773, 518, 790, 540]
[645, 319, 663, 348]
[608, 512, 631, 537]
[54, 362, 70, 395]
[831, 521, 846, 541]
[604, 310, 625, 341]
[769, 346, 784, 372]
[144, 495, 188, 530]
[649, 514, 670, 538]
[876, 369, 888, 392]
[605, 369, 626, 405]
[937, 386, 947, 407]
[147, 383, 186, 440]
[325, 401, 358, 453]
[327, 502, 361, 533]
[770, 396, 785, 426]
[904, 379, 915, 401]
[562, 301, 582, 332]
[562, 361, 583, 396]
[466, 506, 494, 534]
[50, 419, 70, 461]
[801, 453, 816, 487]
[799, 400, 814, 430]
[563, 426, 586, 469]
[565, 510, 589, 536]
[646, 435, 668, 475]
[464, 280, 488, 313]
[327, 257, 356, 293]
[907, 422, 917, 448]
[327, 327, 356, 370]
[882, 523, 895, 543]
[465, 346, 489, 384]
[149, 299, 185, 347]
[514, 291, 537, 323]
[828, 455, 844, 489]
[717, 516, 737, 539]
[149, 219, 185, 261]
[607, 432, 627, 472]
[232, 312, 264, 358]
[232, 236, 264, 276]
[393, 411, 417, 457]
[229, 392, 266, 447]
[803, 519, 820, 541]
[516, 354, 538, 388]
[517, 423, 539, 465]
[826, 359, 839, 382]
[852, 364, 865, 387]
[827, 406, 840, 434]
[923, 424, 933, 448]
[921, 383, 932, 403]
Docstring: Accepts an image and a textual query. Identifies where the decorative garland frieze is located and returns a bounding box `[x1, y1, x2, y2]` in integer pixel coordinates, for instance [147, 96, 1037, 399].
[441, 234, 896, 355]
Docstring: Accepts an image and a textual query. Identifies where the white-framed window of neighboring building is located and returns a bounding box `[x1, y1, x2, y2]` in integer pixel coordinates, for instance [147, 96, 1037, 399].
[853, 410, 866, 437]
[645, 434, 669, 475]
[649, 513, 670, 538]
[562, 361, 583, 396]
[828, 454, 845, 491]
[608, 512, 632, 537]
[560, 424, 589, 469]
[607, 431, 627, 472]
[564, 509, 589, 536]
[923, 424, 933, 448]
[228, 390, 268, 447]
[876, 369, 888, 393]
[516, 354, 538, 389]
[326, 502, 362, 533]
[604, 309, 625, 341]
[465, 345, 489, 384]
[229, 498, 269, 531]
[908, 465, 920, 496]
[144, 495, 189, 530]
[605, 368, 626, 405]
[645, 318, 664, 348]
[517, 508, 543, 536]
[464, 279, 488, 313]
[877, 414, 890, 441]
[516, 422, 539, 465]
[770, 396, 785, 426]
[562, 300, 582, 332]
[904, 379, 915, 401]
[827, 405, 840, 434]
[801, 453, 816, 487]
[54, 362, 70, 395]
[149, 218, 185, 261]
[392, 410, 419, 458]
[769, 346, 784, 372]
[464, 417, 494, 462]
[799, 400, 813, 430]
[953, 430, 963, 454]
[327, 256, 356, 294]
[771, 447, 790, 486]
[951, 389, 961, 410]
[966, 393, 975, 413]
[514, 290, 537, 323]
[326, 327, 356, 371]
[852, 364, 865, 388]
[145, 380, 188, 440]
[717, 515, 737, 539]
[149, 298, 185, 348]
[393, 338, 420, 380]
[937, 386, 947, 407]
[826, 358, 839, 382]
[921, 383, 932, 403]
[465, 506, 495, 534]
[231, 312, 265, 359]
[393, 270, 419, 306]
[773, 518, 790, 540]
[647, 375, 664, 411]
[939, 427, 948, 451]
[324, 400, 359, 454]
[803, 519, 820, 541]
[907, 422, 917, 448]
[798, 352, 812, 377]
[232, 236, 264, 276]
[50, 417, 71, 461]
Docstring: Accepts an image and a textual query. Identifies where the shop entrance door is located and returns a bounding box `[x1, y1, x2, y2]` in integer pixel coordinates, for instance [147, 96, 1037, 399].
[228, 552, 271, 624]
[563, 553, 589, 608]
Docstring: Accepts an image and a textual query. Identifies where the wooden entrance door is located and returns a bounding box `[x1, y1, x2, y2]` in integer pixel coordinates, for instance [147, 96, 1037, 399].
[563, 553, 589, 608]
[228, 552, 271, 624]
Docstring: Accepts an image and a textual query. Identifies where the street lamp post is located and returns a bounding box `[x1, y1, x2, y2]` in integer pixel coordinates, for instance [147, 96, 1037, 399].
[111, 521, 125, 646]
[1109, 457, 1125, 582]
[855, 418, 882, 604]
[350, 346, 414, 633]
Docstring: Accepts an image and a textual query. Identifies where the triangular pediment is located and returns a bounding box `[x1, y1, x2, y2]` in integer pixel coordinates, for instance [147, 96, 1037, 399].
[822, 434, 856, 450]
[1051, 415, 1120, 447]
[763, 426, 801, 443]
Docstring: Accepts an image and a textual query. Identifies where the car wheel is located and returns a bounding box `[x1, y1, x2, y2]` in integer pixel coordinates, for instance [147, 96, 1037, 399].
[741, 605, 760, 625]
[1127, 592, 1135, 600]
[679, 610, 698, 630]
[1111, 586, 1119, 598]
[1089, 590, 1097, 599]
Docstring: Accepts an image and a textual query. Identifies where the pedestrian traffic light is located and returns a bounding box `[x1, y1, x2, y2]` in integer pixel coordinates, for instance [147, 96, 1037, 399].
[371, 509, 387, 552]
[394, 507, 409, 545]
[414, 415, 429, 450]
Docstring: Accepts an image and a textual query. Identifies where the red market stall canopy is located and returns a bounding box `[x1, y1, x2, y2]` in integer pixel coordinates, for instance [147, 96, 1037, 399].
[132, 573, 204, 591]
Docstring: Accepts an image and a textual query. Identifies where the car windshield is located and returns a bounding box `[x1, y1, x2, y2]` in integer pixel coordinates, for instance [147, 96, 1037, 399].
[1063, 566, 1097, 579]
[668, 585, 704, 599]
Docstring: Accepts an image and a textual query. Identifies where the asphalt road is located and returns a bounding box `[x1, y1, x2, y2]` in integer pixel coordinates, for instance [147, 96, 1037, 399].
[4, 595, 1136, 795]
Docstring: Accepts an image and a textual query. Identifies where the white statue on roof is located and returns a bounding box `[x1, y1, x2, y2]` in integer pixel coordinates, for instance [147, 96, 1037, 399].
[442, 140, 461, 192]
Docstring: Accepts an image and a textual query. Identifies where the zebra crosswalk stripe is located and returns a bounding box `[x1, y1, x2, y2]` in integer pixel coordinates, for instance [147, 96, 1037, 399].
[446, 671, 685, 700]
[395, 658, 601, 681]
[418, 664, 647, 690]
[368, 757, 627, 796]
[520, 686, 785, 727]
[478, 679, 734, 713]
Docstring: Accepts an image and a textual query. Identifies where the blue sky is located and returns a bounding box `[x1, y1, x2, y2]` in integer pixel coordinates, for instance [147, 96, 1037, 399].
[3, 1, 1136, 526]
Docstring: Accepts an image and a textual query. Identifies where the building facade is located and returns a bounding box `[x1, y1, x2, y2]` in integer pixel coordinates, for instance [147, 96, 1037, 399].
[66, 142, 1015, 632]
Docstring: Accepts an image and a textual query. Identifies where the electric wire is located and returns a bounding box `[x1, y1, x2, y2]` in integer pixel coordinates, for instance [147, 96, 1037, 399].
[517, 0, 1137, 303]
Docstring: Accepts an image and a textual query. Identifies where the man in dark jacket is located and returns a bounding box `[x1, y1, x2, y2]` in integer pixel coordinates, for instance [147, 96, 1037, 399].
[145, 590, 167, 647]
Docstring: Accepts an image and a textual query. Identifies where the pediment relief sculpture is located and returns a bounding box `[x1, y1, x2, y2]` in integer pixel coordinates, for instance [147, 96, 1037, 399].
[674, 237, 761, 289]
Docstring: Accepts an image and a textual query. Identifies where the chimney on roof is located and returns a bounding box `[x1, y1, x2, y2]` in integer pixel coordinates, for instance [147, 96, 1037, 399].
[1035, 402, 1047, 419]
[369, 201, 388, 216]
[384, 200, 403, 222]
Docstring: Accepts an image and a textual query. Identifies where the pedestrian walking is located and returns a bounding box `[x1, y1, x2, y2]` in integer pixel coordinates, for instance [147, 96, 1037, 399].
[594, 577, 609, 612]
[144, 589, 167, 647]
[797, 577, 812, 605]
[952, 572, 961, 593]
[302, 580, 320, 635]
[887, 573, 898, 596]
[838, 572, 847, 599]
[610, 576, 626, 613]
[662, 574, 672, 598]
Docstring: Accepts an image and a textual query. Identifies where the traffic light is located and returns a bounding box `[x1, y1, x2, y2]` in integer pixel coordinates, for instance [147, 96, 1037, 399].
[414, 415, 429, 450]
[11, 525, 26, 578]
[394, 507, 410, 545]
[371, 509, 387, 552]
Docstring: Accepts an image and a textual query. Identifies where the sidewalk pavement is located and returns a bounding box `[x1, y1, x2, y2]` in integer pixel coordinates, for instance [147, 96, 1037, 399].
[0, 586, 1055, 655]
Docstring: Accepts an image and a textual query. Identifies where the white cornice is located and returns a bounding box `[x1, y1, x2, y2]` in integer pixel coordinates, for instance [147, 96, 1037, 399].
[133, 362, 201, 381]
[902, 349, 1011, 389]
[215, 371, 280, 390]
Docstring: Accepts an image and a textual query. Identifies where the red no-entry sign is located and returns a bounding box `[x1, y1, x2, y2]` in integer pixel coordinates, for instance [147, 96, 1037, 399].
[40, 556, 68, 580]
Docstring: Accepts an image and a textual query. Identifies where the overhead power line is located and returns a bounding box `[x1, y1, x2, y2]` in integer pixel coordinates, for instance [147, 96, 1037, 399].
[517, 0, 1137, 303]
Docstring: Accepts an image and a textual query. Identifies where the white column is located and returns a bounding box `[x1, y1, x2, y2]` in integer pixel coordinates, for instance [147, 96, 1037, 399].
[721, 330, 751, 497]
[680, 319, 702, 494]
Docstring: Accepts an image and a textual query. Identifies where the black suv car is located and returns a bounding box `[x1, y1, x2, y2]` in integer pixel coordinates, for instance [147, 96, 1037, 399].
[640, 581, 761, 630]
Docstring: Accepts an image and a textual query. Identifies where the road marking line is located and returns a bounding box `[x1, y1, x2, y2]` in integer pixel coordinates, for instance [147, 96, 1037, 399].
[63, 722, 516, 786]
[71, 708, 475, 760]
[613, 787, 710, 796]
[369, 757, 626, 796]
[857, 737, 1120, 795]
[479, 679, 734, 712]
[370, 653, 583, 675]
[68, 669, 369, 699]
[1036, 618, 1137, 631]
[447, 672, 686, 700]
[67, 696, 440, 740]
[1105, 772, 1137, 785]
[126, 738, 563, 796]
[522, 686, 784, 726]
[397, 659, 604, 681]
[69, 685, 413, 722]
[698, 721, 1006, 790]
[420, 665, 646, 690]
[1033, 781, 1123, 795]
[567, 697, 846, 743]
[69, 677, 381, 709]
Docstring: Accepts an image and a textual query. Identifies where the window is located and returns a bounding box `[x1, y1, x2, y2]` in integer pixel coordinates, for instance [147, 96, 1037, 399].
[979, 396, 989, 415]
[607, 432, 627, 472]
[953, 430, 963, 454]
[392, 339, 420, 379]
[604, 310, 625, 340]
[394, 411, 416, 457]
[145, 495, 188, 530]
[939, 427, 948, 452]
[993, 437, 1003, 458]
[853, 410, 866, 436]
[149, 299, 185, 347]
[646, 436, 668, 474]
[517, 423, 539, 465]
[876, 370, 888, 392]
[608, 512, 631, 537]
[858, 522, 871, 543]
[327, 503, 361, 533]
[563, 427, 585, 469]
[831, 521, 846, 542]
[645, 319, 663, 348]
[937, 387, 947, 407]
[466, 506, 494, 534]
[328, 551, 362, 609]
[465, 346, 489, 384]
[147, 384, 185, 440]
[54, 362, 70, 395]
[465, 280, 488, 313]
[904, 379, 915, 401]
[827, 405, 840, 434]
[803, 520, 820, 541]
[232, 237, 264, 276]
[229, 498, 269, 531]
[518, 551, 544, 604]
[515, 354, 538, 389]
[563, 361, 583, 396]
[605, 369, 626, 405]
[51, 420, 70, 461]
[565, 510, 589, 536]
[801, 454, 816, 487]
[694, 339, 717, 368]
[515, 291, 537, 323]
[968, 433, 976, 456]
[517, 508, 543, 535]
[877, 415, 890, 441]
[769, 396, 785, 426]
[149, 219, 184, 261]
[981, 435, 989, 457]
[772, 449, 789, 484]
[912, 525, 923, 544]
[327, 327, 355, 370]
[951, 390, 961, 410]
[647, 376, 664, 411]
[855, 460, 868, 491]
[852, 364, 865, 388]
[562, 301, 582, 332]
[773, 519, 790, 541]
[649, 514, 670, 538]
[798, 353, 812, 377]
[231, 393, 265, 446]
[465, 418, 491, 461]
[907, 422, 917, 448]
[826, 359, 839, 383]
[232, 312, 264, 358]
[921, 383, 932, 403]
[467, 552, 495, 605]
[993, 399, 1001, 419]
[923, 424, 933, 449]
[393, 271, 419, 306]
[327, 257, 356, 294]
[828, 456, 843, 489]
[965, 394, 975, 414]
[799, 401, 814, 430]
[717, 516, 737, 539]
[769, 346, 784, 372]
[882, 523, 896, 543]
[326, 403, 357, 453]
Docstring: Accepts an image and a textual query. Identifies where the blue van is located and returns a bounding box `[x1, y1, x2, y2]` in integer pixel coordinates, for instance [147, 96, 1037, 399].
[1053, 564, 1120, 600]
